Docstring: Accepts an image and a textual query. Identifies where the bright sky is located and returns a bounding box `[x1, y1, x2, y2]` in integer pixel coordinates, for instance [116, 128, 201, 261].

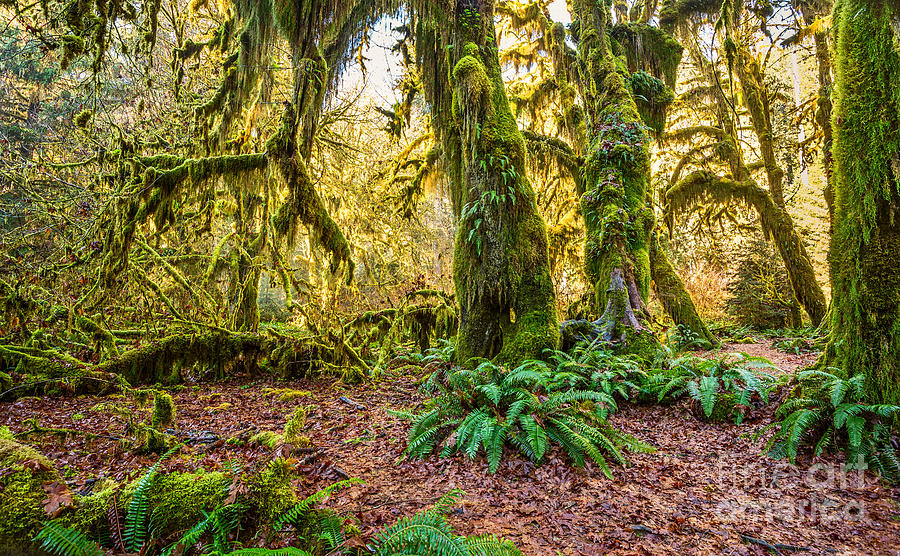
[343, 0, 571, 108]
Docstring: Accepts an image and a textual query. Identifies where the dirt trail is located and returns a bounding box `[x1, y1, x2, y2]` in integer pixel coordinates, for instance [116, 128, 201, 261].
[705, 341, 819, 374]
[2, 342, 897, 555]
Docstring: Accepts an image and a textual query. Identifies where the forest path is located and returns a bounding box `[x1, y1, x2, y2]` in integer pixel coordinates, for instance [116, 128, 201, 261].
[703, 340, 819, 374]
[2, 341, 896, 555]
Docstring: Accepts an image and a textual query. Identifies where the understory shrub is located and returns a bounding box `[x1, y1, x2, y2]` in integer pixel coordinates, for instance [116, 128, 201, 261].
[761, 369, 900, 481]
[644, 352, 777, 423]
[401, 358, 654, 476]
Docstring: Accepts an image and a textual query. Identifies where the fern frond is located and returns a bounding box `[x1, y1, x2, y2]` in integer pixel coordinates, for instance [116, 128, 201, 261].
[123, 445, 179, 552]
[274, 478, 364, 530]
[34, 521, 103, 556]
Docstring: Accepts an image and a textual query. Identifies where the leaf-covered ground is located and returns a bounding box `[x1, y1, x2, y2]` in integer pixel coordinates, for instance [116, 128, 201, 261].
[2, 341, 897, 555]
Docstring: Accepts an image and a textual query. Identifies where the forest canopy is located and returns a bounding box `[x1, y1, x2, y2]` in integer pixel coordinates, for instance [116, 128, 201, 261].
[1, 0, 899, 554]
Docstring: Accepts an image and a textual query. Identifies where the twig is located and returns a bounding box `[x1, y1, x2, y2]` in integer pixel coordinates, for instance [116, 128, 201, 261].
[740, 533, 811, 554]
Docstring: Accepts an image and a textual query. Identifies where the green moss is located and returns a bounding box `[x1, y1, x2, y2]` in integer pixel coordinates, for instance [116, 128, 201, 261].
[262, 388, 310, 402]
[268, 105, 352, 276]
[95, 331, 262, 384]
[60, 481, 117, 537]
[629, 71, 675, 135]
[250, 458, 297, 522]
[826, 0, 900, 403]
[248, 430, 281, 448]
[73, 109, 93, 128]
[442, 12, 559, 366]
[151, 391, 176, 430]
[143, 470, 228, 535]
[0, 438, 59, 551]
[282, 406, 309, 446]
[610, 23, 683, 88]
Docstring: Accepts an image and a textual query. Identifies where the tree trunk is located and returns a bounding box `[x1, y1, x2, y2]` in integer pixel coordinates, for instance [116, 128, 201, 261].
[826, 0, 900, 405]
[649, 233, 719, 347]
[415, 0, 559, 364]
[566, 0, 675, 355]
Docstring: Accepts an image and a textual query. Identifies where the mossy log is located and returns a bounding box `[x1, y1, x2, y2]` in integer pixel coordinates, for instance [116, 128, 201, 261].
[0, 433, 313, 553]
[0, 433, 61, 553]
[94, 331, 263, 384]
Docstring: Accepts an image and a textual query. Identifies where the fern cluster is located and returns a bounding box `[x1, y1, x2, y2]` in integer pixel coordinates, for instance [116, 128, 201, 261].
[643, 352, 777, 423]
[369, 489, 520, 556]
[404, 358, 654, 476]
[762, 369, 900, 481]
[36, 483, 522, 556]
[542, 344, 647, 418]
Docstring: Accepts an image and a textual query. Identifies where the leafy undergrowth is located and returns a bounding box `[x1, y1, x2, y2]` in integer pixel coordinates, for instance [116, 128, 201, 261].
[2, 344, 900, 554]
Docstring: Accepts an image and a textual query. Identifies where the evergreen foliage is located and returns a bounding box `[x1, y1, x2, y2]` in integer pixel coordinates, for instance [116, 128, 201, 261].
[726, 239, 797, 329]
[370, 489, 521, 556]
[645, 352, 776, 423]
[404, 358, 654, 476]
[763, 369, 900, 481]
[34, 520, 103, 556]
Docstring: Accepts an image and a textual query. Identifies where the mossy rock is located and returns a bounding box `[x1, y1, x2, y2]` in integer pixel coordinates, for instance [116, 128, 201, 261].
[144, 470, 228, 534]
[0, 436, 60, 553]
[692, 392, 736, 423]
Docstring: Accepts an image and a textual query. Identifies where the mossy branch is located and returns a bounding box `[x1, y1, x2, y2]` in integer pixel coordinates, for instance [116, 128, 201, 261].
[664, 171, 827, 325]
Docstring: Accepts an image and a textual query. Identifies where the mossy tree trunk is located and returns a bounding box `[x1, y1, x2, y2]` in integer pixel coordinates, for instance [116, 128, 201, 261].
[565, 1, 667, 353]
[649, 233, 718, 347]
[414, 0, 559, 364]
[826, 0, 900, 405]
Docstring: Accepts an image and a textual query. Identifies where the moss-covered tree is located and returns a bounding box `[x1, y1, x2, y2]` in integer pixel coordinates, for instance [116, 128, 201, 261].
[560, 0, 717, 350]
[826, 0, 900, 405]
[412, 0, 559, 364]
[659, 0, 828, 327]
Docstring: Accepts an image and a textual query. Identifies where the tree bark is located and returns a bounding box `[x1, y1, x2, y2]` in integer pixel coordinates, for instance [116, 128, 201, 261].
[826, 0, 900, 405]
[414, 0, 559, 364]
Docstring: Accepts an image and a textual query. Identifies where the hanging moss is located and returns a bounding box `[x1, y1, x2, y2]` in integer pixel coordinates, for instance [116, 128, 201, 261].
[629, 70, 675, 135]
[609, 22, 683, 88]
[73, 109, 93, 128]
[75, 315, 119, 359]
[827, 0, 900, 405]
[664, 170, 827, 326]
[658, 0, 722, 32]
[269, 105, 353, 278]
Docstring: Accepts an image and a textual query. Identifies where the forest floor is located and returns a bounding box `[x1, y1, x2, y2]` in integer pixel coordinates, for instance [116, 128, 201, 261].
[3, 339, 898, 555]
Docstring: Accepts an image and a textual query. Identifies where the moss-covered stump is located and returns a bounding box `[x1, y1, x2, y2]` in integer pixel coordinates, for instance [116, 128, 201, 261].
[0, 433, 61, 553]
